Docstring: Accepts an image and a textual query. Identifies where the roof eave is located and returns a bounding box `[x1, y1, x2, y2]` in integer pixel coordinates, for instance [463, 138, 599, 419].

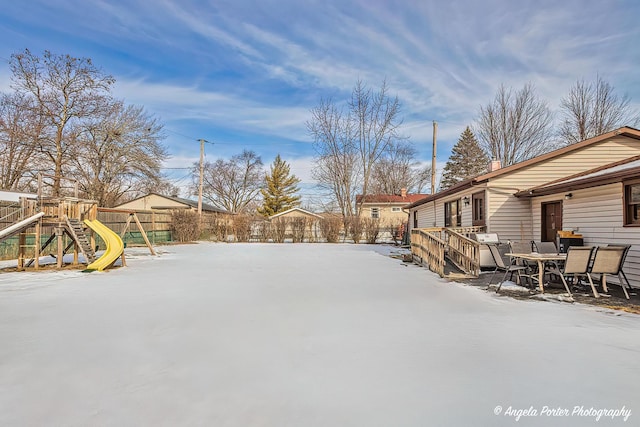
[477, 127, 640, 181]
[517, 166, 640, 197]
[404, 179, 479, 209]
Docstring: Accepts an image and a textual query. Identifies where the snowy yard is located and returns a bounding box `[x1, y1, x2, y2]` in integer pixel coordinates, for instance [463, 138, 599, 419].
[0, 243, 638, 426]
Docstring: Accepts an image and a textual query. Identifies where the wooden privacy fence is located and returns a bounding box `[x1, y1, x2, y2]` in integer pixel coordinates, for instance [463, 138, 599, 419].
[97, 209, 172, 245]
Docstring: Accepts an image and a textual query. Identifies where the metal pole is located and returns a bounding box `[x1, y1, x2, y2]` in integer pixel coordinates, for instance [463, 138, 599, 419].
[198, 139, 205, 216]
[431, 121, 437, 194]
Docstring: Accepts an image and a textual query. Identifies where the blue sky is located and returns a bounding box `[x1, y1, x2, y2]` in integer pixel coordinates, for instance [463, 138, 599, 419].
[1, 0, 639, 204]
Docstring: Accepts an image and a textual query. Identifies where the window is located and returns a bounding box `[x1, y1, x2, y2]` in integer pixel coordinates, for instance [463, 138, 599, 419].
[444, 200, 461, 227]
[624, 181, 640, 225]
[391, 207, 402, 212]
[413, 210, 418, 228]
[371, 207, 380, 219]
[472, 191, 486, 226]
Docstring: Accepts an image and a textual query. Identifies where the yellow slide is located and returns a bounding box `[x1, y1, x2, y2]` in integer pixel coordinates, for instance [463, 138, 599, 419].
[84, 219, 125, 271]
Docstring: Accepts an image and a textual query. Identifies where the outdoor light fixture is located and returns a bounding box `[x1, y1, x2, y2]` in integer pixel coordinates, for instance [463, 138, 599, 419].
[463, 196, 470, 206]
[565, 193, 573, 200]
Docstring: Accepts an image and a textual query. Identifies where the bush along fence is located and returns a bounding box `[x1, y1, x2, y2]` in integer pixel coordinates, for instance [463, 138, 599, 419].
[1, 207, 408, 260]
[172, 210, 407, 245]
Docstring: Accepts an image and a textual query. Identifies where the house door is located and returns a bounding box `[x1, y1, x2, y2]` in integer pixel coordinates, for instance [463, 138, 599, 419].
[541, 201, 562, 242]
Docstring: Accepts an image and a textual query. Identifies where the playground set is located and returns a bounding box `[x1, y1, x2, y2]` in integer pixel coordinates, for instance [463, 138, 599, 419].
[0, 176, 155, 271]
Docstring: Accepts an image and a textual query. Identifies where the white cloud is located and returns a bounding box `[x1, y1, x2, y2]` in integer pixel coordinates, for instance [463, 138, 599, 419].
[112, 78, 312, 142]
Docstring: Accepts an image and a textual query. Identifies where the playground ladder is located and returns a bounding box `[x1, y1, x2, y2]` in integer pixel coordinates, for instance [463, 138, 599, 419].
[64, 217, 96, 263]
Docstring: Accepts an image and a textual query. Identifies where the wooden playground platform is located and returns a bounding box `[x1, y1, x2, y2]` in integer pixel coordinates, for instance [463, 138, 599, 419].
[1, 196, 154, 271]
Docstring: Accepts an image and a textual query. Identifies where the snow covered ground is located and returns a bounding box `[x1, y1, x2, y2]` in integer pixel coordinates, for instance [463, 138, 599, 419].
[0, 243, 638, 426]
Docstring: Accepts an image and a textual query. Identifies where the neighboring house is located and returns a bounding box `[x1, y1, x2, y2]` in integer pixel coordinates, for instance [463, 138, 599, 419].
[115, 193, 229, 214]
[405, 126, 640, 285]
[269, 207, 324, 222]
[406, 127, 640, 242]
[357, 189, 428, 225]
[267, 207, 324, 241]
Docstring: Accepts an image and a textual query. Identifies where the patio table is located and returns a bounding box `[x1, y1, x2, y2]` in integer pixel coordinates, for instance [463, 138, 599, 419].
[505, 252, 567, 293]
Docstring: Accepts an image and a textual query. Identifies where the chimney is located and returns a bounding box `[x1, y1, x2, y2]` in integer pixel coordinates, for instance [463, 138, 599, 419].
[489, 158, 502, 172]
[400, 188, 407, 198]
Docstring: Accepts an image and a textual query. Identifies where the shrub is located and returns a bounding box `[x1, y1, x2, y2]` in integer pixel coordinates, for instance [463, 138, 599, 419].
[171, 210, 200, 242]
[347, 216, 363, 244]
[319, 215, 342, 243]
[255, 220, 271, 242]
[362, 217, 381, 244]
[271, 218, 288, 243]
[202, 213, 231, 241]
[233, 214, 252, 242]
[291, 217, 308, 243]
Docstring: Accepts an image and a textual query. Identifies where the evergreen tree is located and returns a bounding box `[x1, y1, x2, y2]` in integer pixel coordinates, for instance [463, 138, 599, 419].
[440, 127, 490, 190]
[258, 154, 301, 216]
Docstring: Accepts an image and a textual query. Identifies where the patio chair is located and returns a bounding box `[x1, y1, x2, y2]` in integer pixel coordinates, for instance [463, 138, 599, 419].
[533, 241, 558, 254]
[545, 246, 596, 297]
[488, 244, 530, 292]
[589, 246, 632, 300]
[508, 241, 536, 287]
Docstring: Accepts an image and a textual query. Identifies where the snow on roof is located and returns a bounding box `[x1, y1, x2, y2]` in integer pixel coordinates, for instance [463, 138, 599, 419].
[0, 190, 37, 203]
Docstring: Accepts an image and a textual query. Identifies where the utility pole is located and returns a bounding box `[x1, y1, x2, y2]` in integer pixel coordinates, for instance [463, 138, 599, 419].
[198, 139, 207, 216]
[431, 121, 437, 194]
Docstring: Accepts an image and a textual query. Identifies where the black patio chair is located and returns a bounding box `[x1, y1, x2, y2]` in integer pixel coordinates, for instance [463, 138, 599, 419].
[488, 244, 530, 292]
[590, 245, 632, 300]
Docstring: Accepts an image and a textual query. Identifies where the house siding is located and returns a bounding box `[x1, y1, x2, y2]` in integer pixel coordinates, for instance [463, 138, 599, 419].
[487, 188, 533, 241]
[116, 194, 187, 210]
[362, 204, 410, 225]
[531, 183, 640, 288]
[489, 137, 640, 191]
[479, 136, 640, 240]
[415, 201, 435, 229]
[409, 134, 640, 264]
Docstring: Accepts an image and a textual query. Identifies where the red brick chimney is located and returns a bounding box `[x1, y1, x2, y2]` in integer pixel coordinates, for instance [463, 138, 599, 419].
[489, 158, 502, 172]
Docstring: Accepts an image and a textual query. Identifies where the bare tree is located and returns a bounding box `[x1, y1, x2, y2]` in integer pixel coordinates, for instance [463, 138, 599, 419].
[559, 76, 640, 145]
[309, 80, 404, 218]
[476, 83, 555, 167]
[411, 164, 433, 194]
[9, 49, 115, 195]
[369, 141, 430, 194]
[351, 80, 403, 214]
[70, 101, 167, 206]
[136, 178, 182, 200]
[0, 92, 46, 190]
[198, 150, 264, 213]
[308, 98, 360, 219]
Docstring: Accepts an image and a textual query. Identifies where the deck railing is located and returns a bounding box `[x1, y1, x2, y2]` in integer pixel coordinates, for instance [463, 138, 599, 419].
[410, 226, 484, 277]
[410, 228, 447, 277]
[445, 228, 481, 277]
